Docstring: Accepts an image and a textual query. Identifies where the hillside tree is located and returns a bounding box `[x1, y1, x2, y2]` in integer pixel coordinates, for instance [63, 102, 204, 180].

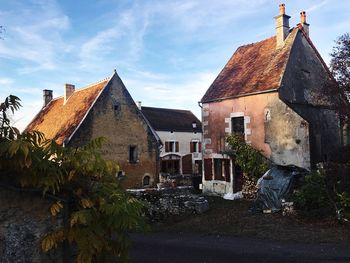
[330, 33, 350, 99]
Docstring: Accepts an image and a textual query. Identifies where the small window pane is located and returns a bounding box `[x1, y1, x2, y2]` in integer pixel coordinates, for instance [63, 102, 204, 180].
[129, 145, 137, 163]
[231, 117, 244, 135]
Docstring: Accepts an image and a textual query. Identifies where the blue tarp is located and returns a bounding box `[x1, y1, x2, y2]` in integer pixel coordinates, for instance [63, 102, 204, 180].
[253, 165, 307, 212]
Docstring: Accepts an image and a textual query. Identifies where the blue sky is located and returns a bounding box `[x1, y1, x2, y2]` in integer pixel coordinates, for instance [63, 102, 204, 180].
[1, 0, 350, 131]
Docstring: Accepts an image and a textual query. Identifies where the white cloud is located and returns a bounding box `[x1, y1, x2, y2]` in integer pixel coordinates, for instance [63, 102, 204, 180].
[0, 77, 14, 86]
[125, 71, 216, 119]
[78, 6, 151, 70]
[305, 0, 329, 13]
[0, 1, 70, 74]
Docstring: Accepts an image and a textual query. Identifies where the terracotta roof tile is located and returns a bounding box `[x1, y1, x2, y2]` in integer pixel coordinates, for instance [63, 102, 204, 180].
[201, 28, 298, 103]
[25, 80, 108, 144]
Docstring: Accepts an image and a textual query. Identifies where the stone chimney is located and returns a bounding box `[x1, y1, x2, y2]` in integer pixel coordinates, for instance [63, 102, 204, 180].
[274, 3, 291, 49]
[64, 84, 75, 104]
[136, 101, 142, 110]
[299, 11, 309, 37]
[43, 89, 53, 107]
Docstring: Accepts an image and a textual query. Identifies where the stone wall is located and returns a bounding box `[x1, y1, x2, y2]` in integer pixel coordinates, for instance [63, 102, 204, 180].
[68, 74, 160, 188]
[128, 187, 209, 222]
[280, 30, 343, 165]
[0, 187, 63, 263]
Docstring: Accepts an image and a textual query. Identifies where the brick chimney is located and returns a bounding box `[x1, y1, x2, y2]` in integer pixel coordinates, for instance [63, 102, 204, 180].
[299, 11, 309, 37]
[43, 89, 53, 107]
[64, 84, 75, 104]
[274, 3, 291, 49]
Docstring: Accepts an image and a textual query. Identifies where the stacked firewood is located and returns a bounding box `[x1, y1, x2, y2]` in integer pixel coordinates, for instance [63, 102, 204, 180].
[242, 173, 258, 199]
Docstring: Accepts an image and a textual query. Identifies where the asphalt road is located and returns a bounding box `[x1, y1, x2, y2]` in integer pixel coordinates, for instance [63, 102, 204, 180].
[130, 233, 350, 263]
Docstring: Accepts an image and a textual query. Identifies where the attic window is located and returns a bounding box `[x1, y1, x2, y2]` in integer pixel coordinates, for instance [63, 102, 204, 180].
[113, 104, 119, 111]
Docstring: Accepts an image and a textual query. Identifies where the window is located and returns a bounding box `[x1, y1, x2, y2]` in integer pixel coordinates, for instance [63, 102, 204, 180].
[190, 141, 202, 153]
[231, 116, 244, 136]
[214, 158, 224, 181]
[204, 158, 213, 181]
[213, 159, 230, 181]
[128, 145, 138, 163]
[143, 175, 150, 186]
[117, 170, 125, 178]
[165, 141, 179, 152]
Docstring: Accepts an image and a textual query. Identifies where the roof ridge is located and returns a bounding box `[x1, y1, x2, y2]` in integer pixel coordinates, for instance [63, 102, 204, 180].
[44, 78, 111, 101]
[75, 77, 110, 92]
[142, 106, 192, 113]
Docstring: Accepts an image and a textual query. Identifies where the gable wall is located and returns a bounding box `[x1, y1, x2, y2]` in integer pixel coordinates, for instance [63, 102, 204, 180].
[68, 76, 159, 188]
[280, 31, 342, 165]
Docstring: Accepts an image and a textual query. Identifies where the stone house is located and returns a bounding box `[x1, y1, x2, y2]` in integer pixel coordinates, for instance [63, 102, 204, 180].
[25, 71, 161, 189]
[140, 104, 202, 176]
[200, 4, 349, 195]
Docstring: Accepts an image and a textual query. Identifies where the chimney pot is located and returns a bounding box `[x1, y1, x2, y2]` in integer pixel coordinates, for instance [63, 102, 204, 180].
[274, 3, 290, 49]
[136, 101, 142, 110]
[300, 11, 306, 24]
[279, 3, 285, 15]
[299, 11, 310, 37]
[64, 84, 75, 104]
[43, 89, 53, 107]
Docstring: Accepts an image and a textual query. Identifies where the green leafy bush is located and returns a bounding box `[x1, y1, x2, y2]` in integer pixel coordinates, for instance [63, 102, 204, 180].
[0, 95, 146, 262]
[293, 170, 334, 218]
[226, 134, 268, 179]
[293, 166, 350, 220]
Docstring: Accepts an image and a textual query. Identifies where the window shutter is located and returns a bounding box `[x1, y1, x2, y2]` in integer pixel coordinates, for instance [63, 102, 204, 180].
[190, 142, 194, 153]
[165, 142, 169, 152]
[224, 159, 230, 182]
[175, 141, 179, 152]
[198, 142, 202, 152]
[204, 158, 213, 181]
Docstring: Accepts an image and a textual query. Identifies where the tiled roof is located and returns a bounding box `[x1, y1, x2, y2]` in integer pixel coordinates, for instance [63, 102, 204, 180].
[25, 79, 108, 144]
[201, 28, 298, 103]
[141, 106, 202, 133]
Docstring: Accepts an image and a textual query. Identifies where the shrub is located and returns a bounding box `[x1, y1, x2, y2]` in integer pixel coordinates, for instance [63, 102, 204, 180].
[226, 134, 268, 179]
[293, 170, 334, 218]
[0, 95, 146, 262]
[293, 165, 350, 220]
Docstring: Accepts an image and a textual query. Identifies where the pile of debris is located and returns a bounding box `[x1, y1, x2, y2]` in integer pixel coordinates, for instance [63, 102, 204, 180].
[127, 187, 209, 222]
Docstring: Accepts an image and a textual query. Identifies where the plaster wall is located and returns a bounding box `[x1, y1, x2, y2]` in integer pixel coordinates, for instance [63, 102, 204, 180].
[157, 131, 202, 160]
[202, 91, 311, 194]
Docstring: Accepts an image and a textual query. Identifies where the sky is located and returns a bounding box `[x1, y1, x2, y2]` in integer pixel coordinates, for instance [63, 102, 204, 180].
[1, 0, 350, 131]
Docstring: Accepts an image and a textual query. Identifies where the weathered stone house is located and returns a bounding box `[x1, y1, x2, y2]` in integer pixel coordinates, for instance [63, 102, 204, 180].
[140, 105, 202, 176]
[25, 71, 161, 188]
[200, 4, 349, 195]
